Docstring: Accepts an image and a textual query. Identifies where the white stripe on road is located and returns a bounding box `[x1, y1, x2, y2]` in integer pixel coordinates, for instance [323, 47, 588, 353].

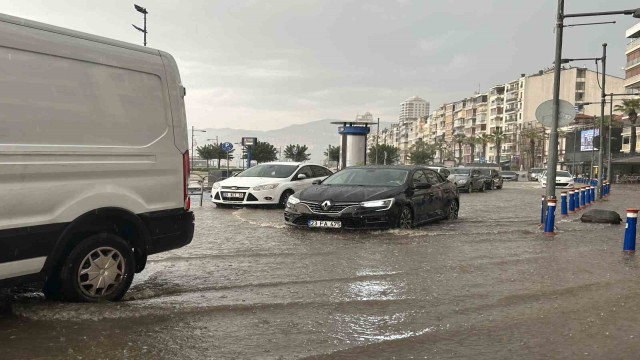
[0, 257, 46, 280]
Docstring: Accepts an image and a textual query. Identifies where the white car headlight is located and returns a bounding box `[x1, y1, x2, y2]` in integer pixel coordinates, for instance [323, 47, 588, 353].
[287, 195, 300, 205]
[360, 198, 394, 210]
[253, 183, 279, 191]
[212, 182, 221, 189]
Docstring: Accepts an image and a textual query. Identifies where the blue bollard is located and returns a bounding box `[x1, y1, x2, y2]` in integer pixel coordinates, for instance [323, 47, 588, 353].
[540, 195, 545, 225]
[580, 187, 586, 209]
[544, 199, 557, 235]
[574, 188, 580, 211]
[568, 189, 575, 213]
[591, 186, 596, 202]
[623, 209, 639, 252]
[560, 191, 568, 216]
[586, 186, 592, 205]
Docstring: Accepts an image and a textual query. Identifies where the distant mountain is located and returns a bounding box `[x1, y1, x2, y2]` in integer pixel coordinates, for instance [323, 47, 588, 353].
[192, 119, 394, 163]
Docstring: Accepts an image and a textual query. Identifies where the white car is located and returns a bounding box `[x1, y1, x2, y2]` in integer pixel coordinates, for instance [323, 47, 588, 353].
[540, 170, 575, 189]
[212, 162, 333, 207]
[427, 166, 455, 182]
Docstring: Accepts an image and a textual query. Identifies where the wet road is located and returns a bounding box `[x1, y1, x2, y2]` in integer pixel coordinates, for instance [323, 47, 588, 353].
[3, 182, 640, 359]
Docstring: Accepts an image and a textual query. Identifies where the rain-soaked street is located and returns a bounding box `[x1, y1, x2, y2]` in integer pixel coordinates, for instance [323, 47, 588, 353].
[3, 182, 640, 359]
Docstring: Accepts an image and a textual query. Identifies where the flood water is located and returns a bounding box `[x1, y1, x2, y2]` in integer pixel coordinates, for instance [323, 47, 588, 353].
[3, 182, 640, 359]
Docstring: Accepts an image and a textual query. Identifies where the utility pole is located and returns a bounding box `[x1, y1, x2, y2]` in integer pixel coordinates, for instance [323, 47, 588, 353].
[608, 95, 613, 183]
[376, 117, 380, 165]
[133, 5, 148, 47]
[597, 43, 607, 198]
[546, 2, 640, 205]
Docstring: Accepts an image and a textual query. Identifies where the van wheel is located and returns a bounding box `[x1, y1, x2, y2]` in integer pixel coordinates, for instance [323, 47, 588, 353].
[59, 233, 135, 302]
[279, 190, 294, 208]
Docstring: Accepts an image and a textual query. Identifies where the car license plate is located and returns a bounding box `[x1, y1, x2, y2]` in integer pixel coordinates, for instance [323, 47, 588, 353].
[222, 192, 244, 198]
[308, 220, 342, 228]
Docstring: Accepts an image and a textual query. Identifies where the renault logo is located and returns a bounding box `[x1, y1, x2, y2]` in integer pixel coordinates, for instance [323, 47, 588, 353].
[321, 200, 333, 211]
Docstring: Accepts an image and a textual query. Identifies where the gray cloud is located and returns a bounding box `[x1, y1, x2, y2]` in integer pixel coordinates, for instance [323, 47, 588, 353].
[1, 0, 638, 131]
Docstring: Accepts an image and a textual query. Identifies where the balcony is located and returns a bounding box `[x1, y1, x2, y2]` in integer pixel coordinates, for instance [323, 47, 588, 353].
[626, 57, 640, 70]
[627, 37, 640, 54]
[625, 73, 640, 88]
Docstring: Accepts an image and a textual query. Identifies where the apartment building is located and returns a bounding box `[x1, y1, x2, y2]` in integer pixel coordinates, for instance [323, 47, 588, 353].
[623, 22, 640, 153]
[397, 96, 430, 163]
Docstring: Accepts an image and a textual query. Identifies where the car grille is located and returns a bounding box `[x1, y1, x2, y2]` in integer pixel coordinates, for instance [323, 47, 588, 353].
[221, 186, 250, 190]
[301, 201, 359, 214]
[556, 182, 569, 187]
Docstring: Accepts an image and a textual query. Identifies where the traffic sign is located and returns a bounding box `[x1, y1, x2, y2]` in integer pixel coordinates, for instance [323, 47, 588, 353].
[242, 137, 257, 146]
[479, 157, 486, 164]
[293, 147, 298, 155]
[535, 99, 576, 128]
[221, 142, 233, 151]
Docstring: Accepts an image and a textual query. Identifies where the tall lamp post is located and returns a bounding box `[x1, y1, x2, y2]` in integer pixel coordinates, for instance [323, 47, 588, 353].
[132, 4, 148, 46]
[191, 126, 206, 169]
[545, 2, 640, 205]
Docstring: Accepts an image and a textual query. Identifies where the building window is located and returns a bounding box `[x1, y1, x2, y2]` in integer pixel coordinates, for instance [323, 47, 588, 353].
[576, 82, 585, 91]
[575, 92, 584, 101]
[577, 69, 586, 78]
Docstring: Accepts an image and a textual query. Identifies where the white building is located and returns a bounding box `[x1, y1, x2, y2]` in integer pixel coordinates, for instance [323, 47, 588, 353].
[398, 96, 430, 163]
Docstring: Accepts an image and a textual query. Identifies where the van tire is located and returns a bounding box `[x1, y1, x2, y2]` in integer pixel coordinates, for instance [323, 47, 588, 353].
[59, 233, 135, 302]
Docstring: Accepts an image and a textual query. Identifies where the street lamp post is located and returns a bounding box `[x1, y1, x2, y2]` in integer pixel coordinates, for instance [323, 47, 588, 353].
[546, 2, 640, 205]
[132, 4, 148, 47]
[598, 44, 607, 199]
[191, 126, 206, 169]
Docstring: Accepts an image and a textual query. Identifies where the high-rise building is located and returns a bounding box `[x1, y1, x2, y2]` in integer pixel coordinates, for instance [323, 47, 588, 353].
[398, 96, 430, 163]
[623, 22, 640, 154]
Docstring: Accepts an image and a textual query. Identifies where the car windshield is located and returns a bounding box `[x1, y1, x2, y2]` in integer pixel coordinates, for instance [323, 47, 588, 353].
[322, 168, 408, 187]
[501, 171, 516, 175]
[531, 168, 544, 173]
[478, 168, 490, 175]
[452, 168, 471, 175]
[236, 164, 298, 178]
[557, 171, 572, 177]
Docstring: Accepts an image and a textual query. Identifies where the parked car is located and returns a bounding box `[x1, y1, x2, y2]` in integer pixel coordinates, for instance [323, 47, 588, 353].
[284, 166, 459, 229]
[540, 170, 575, 189]
[528, 168, 545, 181]
[427, 166, 455, 182]
[500, 171, 519, 181]
[479, 168, 503, 190]
[450, 168, 486, 193]
[0, 14, 194, 302]
[212, 162, 333, 208]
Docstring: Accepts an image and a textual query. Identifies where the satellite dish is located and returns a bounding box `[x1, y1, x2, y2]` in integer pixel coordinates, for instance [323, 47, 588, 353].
[535, 99, 576, 127]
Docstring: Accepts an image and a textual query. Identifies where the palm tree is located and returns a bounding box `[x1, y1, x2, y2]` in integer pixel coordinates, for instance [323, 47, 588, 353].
[491, 128, 508, 165]
[478, 133, 492, 160]
[452, 133, 466, 165]
[433, 137, 446, 163]
[614, 98, 640, 155]
[464, 136, 479, 163]
[521, 128, 545, 168]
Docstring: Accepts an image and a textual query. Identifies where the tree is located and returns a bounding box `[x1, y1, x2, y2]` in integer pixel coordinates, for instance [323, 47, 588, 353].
[247, 141, 278, 164]
[408, 139, 436, 165]
[284, 144, 311, 162]
[324, 145, 340, 162]
[452, 133, 466, 165]
[215, 147, 235, 169]
[433, 138, 447, 163]
[491, 128, 508, 164]
[521, 128, 544, 169]
[196, 144, 217, 172]
[464, 136, 479, 163]
[614, 98, 640, 155]
[478, 133, 492, 159]
[368, 144, 400, 165]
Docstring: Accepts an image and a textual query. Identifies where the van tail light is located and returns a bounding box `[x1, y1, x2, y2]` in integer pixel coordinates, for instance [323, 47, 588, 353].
[183, 150, 190, 210]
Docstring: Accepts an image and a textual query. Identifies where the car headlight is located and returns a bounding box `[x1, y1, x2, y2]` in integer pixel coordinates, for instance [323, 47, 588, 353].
[287, 195, 300, 205]
[457, 179, 468, 184]
[360, 198, 394, 210]
[253, 183, 279, 191]
[212, 182, 221, 189]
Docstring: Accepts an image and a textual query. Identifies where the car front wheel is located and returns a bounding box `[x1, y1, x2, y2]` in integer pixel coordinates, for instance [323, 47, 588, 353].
[447, 200, 459, 220]
[58, 233, 135, 302]
[397, 206, 413, 229]
[279, 190, 294, 208]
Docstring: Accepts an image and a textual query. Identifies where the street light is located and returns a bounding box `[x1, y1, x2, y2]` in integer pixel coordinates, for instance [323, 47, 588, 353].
[132, 4, 148, 47]
[546, 2, 639, 206]
[191, 126, 206, 169]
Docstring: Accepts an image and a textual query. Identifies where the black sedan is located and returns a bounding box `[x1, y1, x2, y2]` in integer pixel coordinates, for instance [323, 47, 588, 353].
[284, 166, 459, 229]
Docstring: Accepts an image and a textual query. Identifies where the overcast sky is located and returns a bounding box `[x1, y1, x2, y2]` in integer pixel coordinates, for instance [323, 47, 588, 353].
[2, 0, 639, 130]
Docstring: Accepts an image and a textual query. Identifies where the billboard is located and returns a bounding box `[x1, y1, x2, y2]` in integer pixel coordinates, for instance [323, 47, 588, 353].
[580, 129, 599, 152]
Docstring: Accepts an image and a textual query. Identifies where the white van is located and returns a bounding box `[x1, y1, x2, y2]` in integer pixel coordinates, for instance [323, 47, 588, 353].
[0, 14, 194, 301]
